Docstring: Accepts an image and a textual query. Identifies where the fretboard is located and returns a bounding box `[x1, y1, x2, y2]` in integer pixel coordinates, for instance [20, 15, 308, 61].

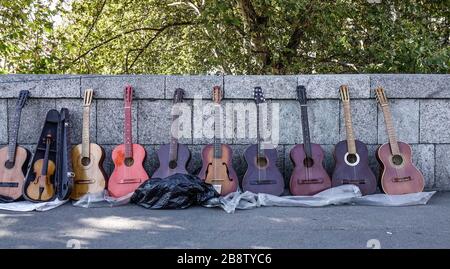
[342, 102, 356, 154]
[381, 104, 400, 155]
[81, 106, 90, 158]
[169, 113, 179, 162]
[256, 103, 265, 158]
[300, 105, 312, 158]
[213, 104, 222, 158]
[124, 106, 133, 158]
[7, 108, 22, 164]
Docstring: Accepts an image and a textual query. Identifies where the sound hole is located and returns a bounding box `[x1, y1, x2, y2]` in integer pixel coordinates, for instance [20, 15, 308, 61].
[256, 157, 268, 167]
[392, 155, 404, 166]
[303, 157, 314, 168]
[4, 160, 14, 169]
[346, 154, 358, 164]
[169, 160, 178, 169]
[81, 157, 91, 166]
[124, 157, 134, 167]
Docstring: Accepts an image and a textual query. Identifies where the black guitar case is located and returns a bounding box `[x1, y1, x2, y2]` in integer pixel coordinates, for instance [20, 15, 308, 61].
[23, 109, 73, 202]
[55, 108, 74, 200]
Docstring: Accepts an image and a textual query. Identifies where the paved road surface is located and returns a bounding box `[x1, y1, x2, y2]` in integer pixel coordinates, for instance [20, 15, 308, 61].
[1, 192, 449, 249]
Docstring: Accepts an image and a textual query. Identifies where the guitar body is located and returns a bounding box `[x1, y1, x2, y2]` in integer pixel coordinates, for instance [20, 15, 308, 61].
[0, 146, 29, 201]
[332, 140, 377, 195]
[26, 159, 55, 201]
[71, 143, 107, 200]
[242, 144, 284, 196]
[108, 143, 149, 198]
[198, 144, 238, 195]
[153, 143, 191, 179]
[290, 143, 331, 196]
[376, 141, 424, 195]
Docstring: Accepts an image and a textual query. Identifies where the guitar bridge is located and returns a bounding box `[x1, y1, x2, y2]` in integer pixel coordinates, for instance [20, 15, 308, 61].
[250, 180, 277, 185]
[74, 179, 96, 185]
[392, 177, 412, 182]
[0, 182, 19, 188]
[298, 178, 324, 184]
[119, 178, 144, 184]
[342, 179, 366, 185]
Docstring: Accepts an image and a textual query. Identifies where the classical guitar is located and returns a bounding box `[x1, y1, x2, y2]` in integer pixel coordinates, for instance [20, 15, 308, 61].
[0, 90, 30, 201]
[375, 87, 424, 195]
[290, 85, 331, 196]
[198, 86, 238, 195]
[108, 86, 149, 198]
[71, 89, 107, 200]
[26, 134, 55, 201]
[153, 88, 191, 179]
[332, 85, 377, 195]
[242, 87, 284, 196]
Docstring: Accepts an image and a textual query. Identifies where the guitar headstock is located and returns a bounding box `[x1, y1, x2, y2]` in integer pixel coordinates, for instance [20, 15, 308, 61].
[375, 87, 388, 107]
[83, 89, 94, 107]
[124, 85, 133, 106]
[16, 90, 30, 109]
[296, 85, 307, 105]
[173, 88, 185, 103]
[339, 85, 350, 103]
[253, 87, 266, 105]
[212, 86, 223, 104]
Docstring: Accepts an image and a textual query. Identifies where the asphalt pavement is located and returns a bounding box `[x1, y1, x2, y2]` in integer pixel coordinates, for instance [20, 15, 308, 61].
[1, 192, 449, 249]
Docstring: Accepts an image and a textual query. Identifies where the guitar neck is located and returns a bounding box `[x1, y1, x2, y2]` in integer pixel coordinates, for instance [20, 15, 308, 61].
[169, 113, 178, 162]
[256, 103, 265, 158]
[381, 104, 400, 155]
[300, 105, 313, 158]
[342, 102, 357, 154]
[81, 106, 91, 158]
[7, 107, 22, 163]
[213, 104, 222, 158]
[124, 106, 133, 158]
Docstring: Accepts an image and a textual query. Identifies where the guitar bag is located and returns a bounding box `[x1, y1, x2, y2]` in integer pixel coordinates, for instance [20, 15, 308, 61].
[55, 108, 74, 200]
[23, 109, 60, 202]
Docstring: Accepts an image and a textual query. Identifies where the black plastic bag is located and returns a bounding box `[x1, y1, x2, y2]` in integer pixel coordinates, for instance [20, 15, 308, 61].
[130, 173, 219, 209]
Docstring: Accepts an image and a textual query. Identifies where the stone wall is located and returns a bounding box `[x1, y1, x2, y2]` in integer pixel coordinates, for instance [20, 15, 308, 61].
[0, 74, 449, 190]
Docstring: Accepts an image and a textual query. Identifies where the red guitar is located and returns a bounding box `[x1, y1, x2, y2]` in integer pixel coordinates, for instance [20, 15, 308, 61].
[108, 86, 149, 198]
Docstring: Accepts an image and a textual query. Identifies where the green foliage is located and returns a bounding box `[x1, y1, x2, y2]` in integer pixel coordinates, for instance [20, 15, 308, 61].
[0, 0, 448, 74]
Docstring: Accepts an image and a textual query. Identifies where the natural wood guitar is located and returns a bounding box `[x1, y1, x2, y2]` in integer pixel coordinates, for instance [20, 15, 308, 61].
[71, 89, 107, 200]
[26, 134, 55, 201]
[198, 86, 238, 195]
[0, 90, 30, 201]
[375, 87, 424, 195]
[332, 85, 377, 195]
[108, 86, 149, 198]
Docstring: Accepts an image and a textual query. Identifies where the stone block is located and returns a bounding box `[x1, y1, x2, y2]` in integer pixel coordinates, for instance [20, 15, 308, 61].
[224, 75, 297, 99]
[97, 100, 137, 144]
[339, 99, 378, 144]
[298, 74, 370, 98]
[0, 78, 80, 98]
[378, 99, 419, 144]
[419, 100, 450, 143]
[166, 75, 223, 99]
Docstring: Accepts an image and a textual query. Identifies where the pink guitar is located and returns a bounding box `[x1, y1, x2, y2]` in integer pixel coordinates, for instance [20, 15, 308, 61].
[107, 86, 149, 198]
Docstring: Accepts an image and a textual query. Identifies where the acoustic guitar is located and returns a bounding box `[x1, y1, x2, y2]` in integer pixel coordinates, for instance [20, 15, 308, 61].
[71, 89, 107, 200]
[108, 86, 149, 198]
[375, 87, 424, 195]
[153, 88, 191, 179]
[332, 85, 377, 195]
[242, 87, 284, 196]
[0, 90, 30, 201]
[198, 86, 238, 195]
[290, 85, 331, 196]
[26, 134, 55, 201]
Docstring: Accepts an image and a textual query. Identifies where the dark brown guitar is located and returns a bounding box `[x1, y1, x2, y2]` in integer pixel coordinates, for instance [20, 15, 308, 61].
[26, 134, 55, 201]
[289, 85, 331, 196]
[153, 88, 191, 179]
[375, 87, 424, 195]
[0, 90, 30, 201]
[198, 86, 238, 195]
[242, 87, 284, 196]
[332, 85, 377, 195]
